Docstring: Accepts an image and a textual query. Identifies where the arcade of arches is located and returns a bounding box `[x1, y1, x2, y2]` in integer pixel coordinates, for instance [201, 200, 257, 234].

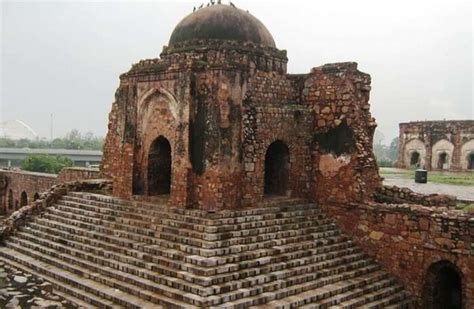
[398, 120, 474, 171]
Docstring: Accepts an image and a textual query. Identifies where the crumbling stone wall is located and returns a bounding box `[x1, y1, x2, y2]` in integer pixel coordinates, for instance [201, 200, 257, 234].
[322, 201, 474, 307]
[398, 120, 474, 171]
[375, 185, 457, 207]
[305, 63, 380, 205]
[57, 167, 101, 183]
[101, 37, 381, 210]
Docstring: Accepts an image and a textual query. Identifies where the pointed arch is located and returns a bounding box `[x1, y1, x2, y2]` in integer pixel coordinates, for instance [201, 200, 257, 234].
[264, 140, 290, 196]
[7, 189, 13, 210]
[423, 260, 463, 309]
[20, 191, 28, 207]
[147, 136, 172, 196]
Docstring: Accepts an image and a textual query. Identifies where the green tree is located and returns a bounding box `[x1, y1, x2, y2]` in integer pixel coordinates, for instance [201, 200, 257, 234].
[21, 154, 73, 174]
[388, 137, 399, 162]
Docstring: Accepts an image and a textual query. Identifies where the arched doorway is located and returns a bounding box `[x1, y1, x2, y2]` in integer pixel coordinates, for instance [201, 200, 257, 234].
[148, 136, 172, 195]
[34, 192, 40, 201]
[20, 191, 28, 207]
[468, 153, 474, 170]
[7, 190, 13, 210]
[438, 152, 448, 169]
[410, 151, 420, 167]
[264, 140, 290, 196]
[423, 261, 462, 309]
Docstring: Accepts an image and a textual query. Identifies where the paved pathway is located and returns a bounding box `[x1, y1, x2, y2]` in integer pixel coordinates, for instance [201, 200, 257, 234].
[383, 177, 474, 202]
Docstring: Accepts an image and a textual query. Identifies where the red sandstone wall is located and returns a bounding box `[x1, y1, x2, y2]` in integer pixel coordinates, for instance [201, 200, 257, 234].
[322, 202, 474, 307]
[101, 42, 381, 210]
[303, 63, 381, 205]
[57, 167, 101, 183]
[0, 170, 57, 215]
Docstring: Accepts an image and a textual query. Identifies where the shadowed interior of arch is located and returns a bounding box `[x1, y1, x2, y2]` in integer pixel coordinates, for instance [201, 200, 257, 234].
[264, 141, 290, 196]
[20, 191, 28, 207]
[410, 151, 420, 166]
[423, 260, 462, 309]
[438, 152, 448, 169]
[468, 153, 474, 170]
[148, 136, 172, 196]
[7, 189, 13, 210]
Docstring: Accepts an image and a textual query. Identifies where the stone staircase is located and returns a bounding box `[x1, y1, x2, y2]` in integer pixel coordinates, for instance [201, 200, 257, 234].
[0, 192, 413, 308]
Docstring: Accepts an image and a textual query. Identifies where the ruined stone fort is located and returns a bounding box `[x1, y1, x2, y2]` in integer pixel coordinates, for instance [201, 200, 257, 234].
[398, 120, 474, 171]
[0, 4, 472, 308]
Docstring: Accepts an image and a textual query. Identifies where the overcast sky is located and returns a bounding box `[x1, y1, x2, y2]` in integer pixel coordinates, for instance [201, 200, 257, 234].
[1, 0, 472, 144]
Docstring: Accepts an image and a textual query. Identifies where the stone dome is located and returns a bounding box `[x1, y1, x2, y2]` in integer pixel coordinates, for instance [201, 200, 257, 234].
[169, 4, 276, 48]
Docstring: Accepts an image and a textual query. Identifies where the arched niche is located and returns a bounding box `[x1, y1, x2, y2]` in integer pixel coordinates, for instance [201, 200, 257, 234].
[404, 138, 426, 168]
[147, 136, 172, 196]
[264, 140, 290, 196]
[431, 139, 454, 170]
[422, 260, 463, 309]
[20, 191, 28, 207]
[460, 139, 474, 170]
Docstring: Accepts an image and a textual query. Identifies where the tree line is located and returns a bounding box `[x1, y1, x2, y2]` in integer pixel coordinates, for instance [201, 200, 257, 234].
[0, 129, 104, 151]
[1, 130, 103, 174]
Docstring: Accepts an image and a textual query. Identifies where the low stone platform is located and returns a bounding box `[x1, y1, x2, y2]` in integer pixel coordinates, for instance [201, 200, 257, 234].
[0, 192, 413, 308]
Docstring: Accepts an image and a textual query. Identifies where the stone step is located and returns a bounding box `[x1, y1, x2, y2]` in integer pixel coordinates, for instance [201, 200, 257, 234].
[67, 192, 314, 222]
[55, 200, 326, 238]
[2, 191, 413, 307]
[15, 224, 363, 291]
[362, 290, 412, 309]
[318, 278, 400, 308]
[58, 198, 214, 232]
[44, 207, 330, 247]
[5, 240, 205, 307]
[253, 269, 389, 309]
[61, 196, 320, 234]
[0, 248, 163, 309]
[19, 226, 355, 283]
[11, 224, 372, 305]
[209, 255, 376, 306]
[12, 231, 207, 287]
[383, 297, 413, 309]
[33, 214, 342, 257]
[26, 215, 351, 276]
[49, 204, 331, 243]
[197, 235, 351, 267]
[222, 264, 382, 308]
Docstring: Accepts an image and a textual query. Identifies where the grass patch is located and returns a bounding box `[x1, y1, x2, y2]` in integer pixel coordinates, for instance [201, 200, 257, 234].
[380, 168, 474, 186]
[456, 202, 474, 213]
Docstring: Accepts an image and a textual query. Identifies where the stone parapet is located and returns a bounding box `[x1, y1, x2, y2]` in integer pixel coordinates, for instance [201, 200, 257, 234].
[375, 184, 457, 207]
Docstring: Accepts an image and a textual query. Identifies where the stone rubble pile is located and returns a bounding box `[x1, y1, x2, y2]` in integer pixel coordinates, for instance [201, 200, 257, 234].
[0, 261, 77, 309]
